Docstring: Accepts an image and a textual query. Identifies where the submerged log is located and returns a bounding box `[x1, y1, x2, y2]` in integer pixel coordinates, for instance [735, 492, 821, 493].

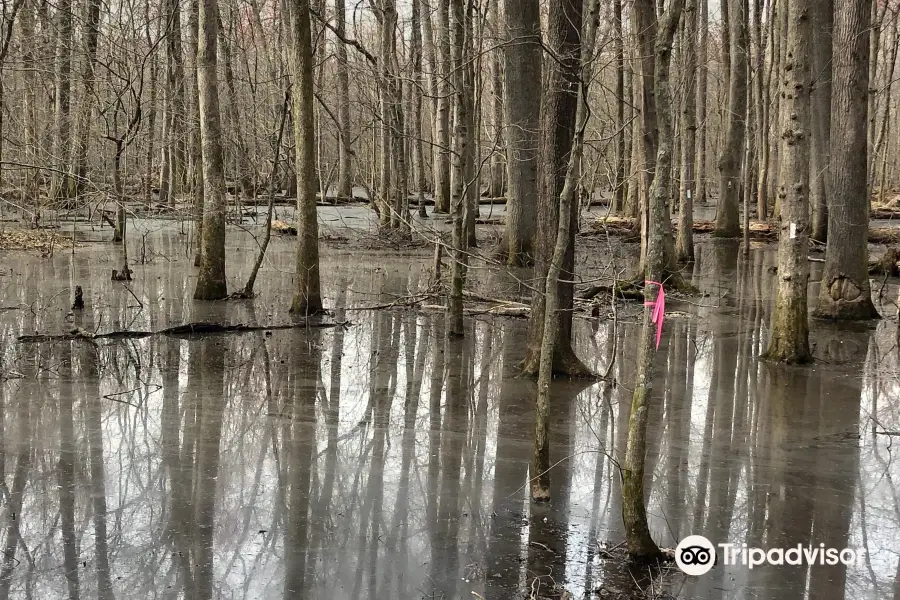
[590, 217, 900, 245]
[18, 319, 348, 343]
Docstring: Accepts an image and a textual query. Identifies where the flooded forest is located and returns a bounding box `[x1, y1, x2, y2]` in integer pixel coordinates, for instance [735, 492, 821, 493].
[2, 0, 900, 598]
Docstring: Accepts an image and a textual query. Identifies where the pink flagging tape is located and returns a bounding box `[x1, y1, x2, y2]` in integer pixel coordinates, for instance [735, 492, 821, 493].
[644, 280, 665, 350]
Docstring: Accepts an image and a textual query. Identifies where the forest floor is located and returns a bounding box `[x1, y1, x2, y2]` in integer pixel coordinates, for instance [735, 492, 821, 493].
[0, 202, 899, 599]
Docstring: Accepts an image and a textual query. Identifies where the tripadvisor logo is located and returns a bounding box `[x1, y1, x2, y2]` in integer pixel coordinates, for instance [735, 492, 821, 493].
[675, 535, 717, 576]
[674, 535, 866, 576]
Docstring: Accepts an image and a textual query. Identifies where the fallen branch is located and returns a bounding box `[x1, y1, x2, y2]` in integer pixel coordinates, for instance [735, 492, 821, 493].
[18, 319, 348, 343]
[579, 283, 644, 301]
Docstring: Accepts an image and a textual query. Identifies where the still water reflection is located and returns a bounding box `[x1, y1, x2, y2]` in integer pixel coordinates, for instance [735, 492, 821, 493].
[0, 234, 898, 599]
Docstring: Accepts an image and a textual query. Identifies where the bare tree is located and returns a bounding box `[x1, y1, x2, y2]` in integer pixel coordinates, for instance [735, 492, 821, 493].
[194, 0, 228, 300]
[714, 0, 749, 237]
[623, 0, 684, 561]
[809, 0, 833, 242]
[485, 0, 504, 199]
[49, 0, 74, 201]
[814, 0, 879, 320]
[532, 0, 599, 502]
[677, 0, 699, 262]
[289, 0, 323, 314]
[446, 0, 473, 337]
[335, 0, 353, 198]
[71, 0, 101, 192]
[520, 0, 588, 377]
[763, 0, 813, 363]
[499, 0, 540, 265]
[433, 0, 451, 213]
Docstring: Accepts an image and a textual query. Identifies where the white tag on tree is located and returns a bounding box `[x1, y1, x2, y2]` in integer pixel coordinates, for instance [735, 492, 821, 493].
[790, 222, 797, 239]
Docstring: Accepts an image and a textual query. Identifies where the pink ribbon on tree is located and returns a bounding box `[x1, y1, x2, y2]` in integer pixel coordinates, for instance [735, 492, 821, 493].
[644, 280, 666, 350]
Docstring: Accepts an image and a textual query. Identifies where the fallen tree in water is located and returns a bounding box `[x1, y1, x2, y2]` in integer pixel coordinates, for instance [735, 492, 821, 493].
[18, 319, 348, 343]
[589, 216, 900, 245]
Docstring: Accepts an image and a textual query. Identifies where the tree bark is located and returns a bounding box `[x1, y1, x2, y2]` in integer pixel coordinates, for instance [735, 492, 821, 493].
[763, 0, 813, 363]
[446, 0, 472, 337]
[71, 0, 101, 194]
[632, 0, 686, 284]
[754, 0, 771, 221]
[809, 0, 833, 242]
[612, 0, 626, 215]
[193, 0, 228, 300]
[289, 0, 323, 314]
[335, 0, 353, 198]
[187, 0, 204, 266]
[696, 0, 709, 206]
[533, 0, 600, 502]
[20, 0, 37, 196]
[623, 0, 684, 562]
[159, 0, 186, 205]
[520, 0, 589, 377]
[677, 0, 698, 262]
[814, 0, 879, 320]
[715, 0, 749, 237]
[49, 0, 73, 201]
[486, 0, 504, 199]
[499, 0, 540, 265]
[433, 0, 452, 213]
[412, 0, 427, 216]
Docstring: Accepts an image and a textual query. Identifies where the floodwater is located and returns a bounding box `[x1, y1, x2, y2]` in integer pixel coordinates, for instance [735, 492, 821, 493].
[1, 212, 899, 600]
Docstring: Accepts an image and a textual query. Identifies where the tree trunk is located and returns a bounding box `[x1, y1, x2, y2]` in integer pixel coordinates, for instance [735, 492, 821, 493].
[632, 0, 686, 283]
[868, 0, 889, 191]
[20, 0, 37, 196]
[500, 0, 540, 265]
[187, 0, 204, 266]
[446, 0, 472, 337]
[623, 0, 684, 562]
[289, 0, 323, 314]
[814, 0, 879, 321]
[696, 0, 709, 206]
[335, 0, 353, 198]
[71, 0, 101, 194]
[715, 0, 749, 237]
[193, 0, 228, 300]
[219, 16, 254, 197]
[412, 0, 427, 216]
[763, 0, 813, 363]
[520, 0, 589, 377]
[49, 0, 73, 201]
[160, 0, 186, 205]
[533, 0, 600, 502]
[677, 0, 698, 262]
[612, 0, 626, 214]
[433, 0, 452, 213]
[809, 0, 833, 242]
[755, 0, 771, 221]
[485, 0, 504, 199]
[145, 53, 158, 206]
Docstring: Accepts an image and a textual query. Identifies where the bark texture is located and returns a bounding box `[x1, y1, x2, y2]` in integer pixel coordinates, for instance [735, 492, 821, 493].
[764, 0, 813, 363]
[623, 0, 685, 562]
[335, 0, 352, 197]
[193, 0, 228, 300]
[814, 0, 879, 320]
[715, 0, 749, 237]
[809, 0, 833, 242]
[520, 0, 588, 377]
[289, 0, 323, 314]
[500, 0, 540, 265]
[677, 0, 698, 262]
